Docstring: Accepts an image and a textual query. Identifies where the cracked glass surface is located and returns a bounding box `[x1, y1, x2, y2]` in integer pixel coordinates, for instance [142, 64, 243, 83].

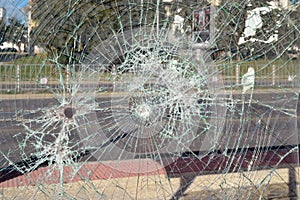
[0, 0, 299, 199]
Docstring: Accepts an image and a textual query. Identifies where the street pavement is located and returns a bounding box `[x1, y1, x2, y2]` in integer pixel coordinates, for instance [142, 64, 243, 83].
[0, 90, 298, 165]
[0, 89, 298, 199]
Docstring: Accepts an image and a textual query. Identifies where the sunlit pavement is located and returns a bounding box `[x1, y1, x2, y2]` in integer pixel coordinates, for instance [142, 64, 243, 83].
[0, 165, 298, 199]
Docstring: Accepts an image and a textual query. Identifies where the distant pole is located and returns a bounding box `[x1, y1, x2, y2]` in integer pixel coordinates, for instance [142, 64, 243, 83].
[66, 64, 70, 92]
[236, 64, 240, 85]
[16, 65, 20, 93]
[209, 4, 216, 46]
[156, 0, 160, 39]
[28, 0, 33, 55]
[272, 64, 276, 86]
[28, 0, 31, 54]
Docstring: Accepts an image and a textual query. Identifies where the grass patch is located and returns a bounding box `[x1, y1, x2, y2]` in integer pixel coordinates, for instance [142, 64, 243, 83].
[0, 64, 59, 82]
[216, 58, 299, 77]
[0, 53, 63, 82]
[0, 56, 298, 83]
[6, 53, 50, 65]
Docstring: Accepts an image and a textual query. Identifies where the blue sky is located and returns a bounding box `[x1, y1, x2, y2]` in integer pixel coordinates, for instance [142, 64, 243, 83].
[0, 0, 28, 22]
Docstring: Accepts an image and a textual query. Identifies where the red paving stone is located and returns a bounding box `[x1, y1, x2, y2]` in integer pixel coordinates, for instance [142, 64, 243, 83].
[0, 148, 298, 188]
[0, 159, 166, 188]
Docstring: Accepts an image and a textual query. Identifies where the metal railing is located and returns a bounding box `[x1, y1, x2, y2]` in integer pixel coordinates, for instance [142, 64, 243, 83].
[0, 63, 298, 93]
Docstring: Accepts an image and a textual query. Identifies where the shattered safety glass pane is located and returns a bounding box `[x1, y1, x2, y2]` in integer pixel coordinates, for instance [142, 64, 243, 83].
[0, 0, 299, 199]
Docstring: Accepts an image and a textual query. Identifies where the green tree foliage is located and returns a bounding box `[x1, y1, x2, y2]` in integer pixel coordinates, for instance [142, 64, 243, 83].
[5, 17, 27, 51]
[214, 1, 248, 59]
[30, 0, 299, 63]
[0, 17, 26, 51]
[31, 0, 171, 65]
[281, 5, 300, 50]
[214, 0, 299, 60]
[30, 0, 214, 65]
[31, 0, 109, 64]
[0, 20, 7, 45]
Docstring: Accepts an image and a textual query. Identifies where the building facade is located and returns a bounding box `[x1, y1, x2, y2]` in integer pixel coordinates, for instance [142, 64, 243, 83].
[0, 7, 6, 21]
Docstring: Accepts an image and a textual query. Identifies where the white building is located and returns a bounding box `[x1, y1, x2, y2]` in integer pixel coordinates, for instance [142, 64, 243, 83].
[279, 0, 289, 8]
[0, 7, 6, 21]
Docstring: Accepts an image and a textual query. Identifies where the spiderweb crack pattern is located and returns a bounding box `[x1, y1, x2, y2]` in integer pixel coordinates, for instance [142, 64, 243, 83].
[0, 0, 299, 199]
